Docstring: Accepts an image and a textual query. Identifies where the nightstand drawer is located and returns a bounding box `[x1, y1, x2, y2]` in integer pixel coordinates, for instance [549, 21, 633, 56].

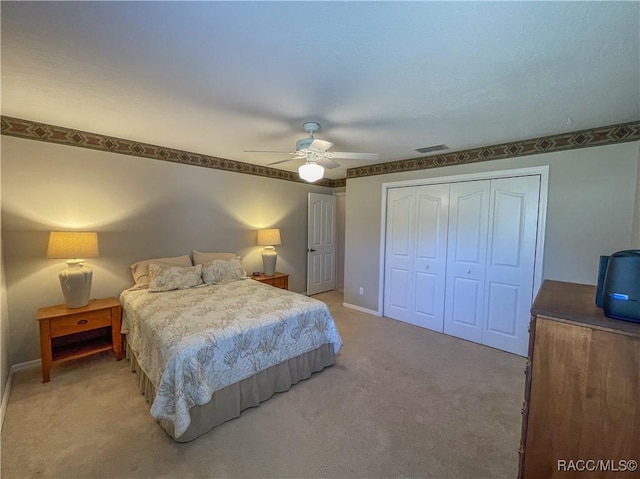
[261, 277, 287, 289]
[50, 309, 112, 338]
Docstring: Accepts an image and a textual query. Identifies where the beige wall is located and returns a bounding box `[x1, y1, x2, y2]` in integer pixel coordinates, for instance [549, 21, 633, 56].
[1, 136, 332, 365]
[632, 145, 640, 248]
[1, 199, 9, 408]
[344, 141, 640, 311]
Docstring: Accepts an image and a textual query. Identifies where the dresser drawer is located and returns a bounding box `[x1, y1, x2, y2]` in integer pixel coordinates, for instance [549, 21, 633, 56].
[50, 309, 112, 338]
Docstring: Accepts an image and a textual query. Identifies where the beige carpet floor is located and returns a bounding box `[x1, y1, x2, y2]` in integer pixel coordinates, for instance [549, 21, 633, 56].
[1, 290, 526, 479]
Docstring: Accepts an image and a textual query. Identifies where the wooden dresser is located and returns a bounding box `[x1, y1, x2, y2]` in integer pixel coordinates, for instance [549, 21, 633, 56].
[519, 280, 640, 478]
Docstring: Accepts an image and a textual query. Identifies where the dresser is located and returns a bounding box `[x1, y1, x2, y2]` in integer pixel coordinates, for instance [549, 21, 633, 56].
[519, 280, 640, 478]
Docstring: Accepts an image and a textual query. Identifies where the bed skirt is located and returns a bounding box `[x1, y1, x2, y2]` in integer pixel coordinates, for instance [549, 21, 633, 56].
[127, 341, 336, 442]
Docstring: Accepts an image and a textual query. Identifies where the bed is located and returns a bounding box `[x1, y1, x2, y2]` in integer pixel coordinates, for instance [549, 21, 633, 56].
[120, 254, 342, 442]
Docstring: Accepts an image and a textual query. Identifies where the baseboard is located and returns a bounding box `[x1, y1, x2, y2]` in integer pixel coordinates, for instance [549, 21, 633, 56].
[342, 302, 381, 316]
[0, 373, 11, 432]
[1, 359, 41, 431]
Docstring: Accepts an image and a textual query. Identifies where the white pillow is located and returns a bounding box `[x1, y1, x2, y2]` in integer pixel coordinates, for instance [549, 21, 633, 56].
[202, 257, 246, 284]
[130, 255, 193, 289]
[192, 250, 237, 265]
[148, 264, 203, 292]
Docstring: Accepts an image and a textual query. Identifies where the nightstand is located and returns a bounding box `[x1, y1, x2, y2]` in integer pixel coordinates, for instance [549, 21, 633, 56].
[37, 297, 123, 383]
[251, 272, 289, 290]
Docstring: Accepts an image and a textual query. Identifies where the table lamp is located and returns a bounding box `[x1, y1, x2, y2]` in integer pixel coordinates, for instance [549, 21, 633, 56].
[47, 231, 99, 308]
[257, 228, 281, 276]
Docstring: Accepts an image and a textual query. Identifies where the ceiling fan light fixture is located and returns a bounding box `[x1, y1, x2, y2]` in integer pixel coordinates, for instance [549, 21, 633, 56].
[298, 161, 324, 183]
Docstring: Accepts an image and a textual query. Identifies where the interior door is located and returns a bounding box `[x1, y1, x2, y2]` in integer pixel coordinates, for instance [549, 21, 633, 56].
[482, 175, 541, 356]
[412, 184, 450, 332]
[307, 193, 336, 295]
[384, 187, 416, 323]
[444, 180, 490, 343]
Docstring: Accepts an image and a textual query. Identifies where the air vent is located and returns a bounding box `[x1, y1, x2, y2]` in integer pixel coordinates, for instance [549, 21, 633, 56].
[415, 144, 448, 154]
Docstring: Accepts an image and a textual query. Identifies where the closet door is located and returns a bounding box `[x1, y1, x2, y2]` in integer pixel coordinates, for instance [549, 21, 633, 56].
[412, 184, 450, 331]
[444, 180, 490, 343]
[384, 187, 416, 323]
[482, 175, 541, 356]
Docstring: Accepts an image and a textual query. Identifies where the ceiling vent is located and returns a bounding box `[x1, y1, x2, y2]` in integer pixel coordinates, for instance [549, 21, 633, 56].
[415, 144, 448, 154]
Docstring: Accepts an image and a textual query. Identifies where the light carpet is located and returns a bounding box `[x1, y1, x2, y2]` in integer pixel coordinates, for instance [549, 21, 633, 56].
[1, 290, 526, 479]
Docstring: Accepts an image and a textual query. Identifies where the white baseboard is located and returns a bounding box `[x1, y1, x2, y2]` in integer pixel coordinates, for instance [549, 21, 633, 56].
[342, 302, 381, 316]
[0, 373, 11, 432]
[1, 359, 41, 431]
[11, 359, 41, 373]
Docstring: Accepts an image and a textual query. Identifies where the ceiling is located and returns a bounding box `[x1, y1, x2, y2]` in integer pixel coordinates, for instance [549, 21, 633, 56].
[2, 1, 639, 180]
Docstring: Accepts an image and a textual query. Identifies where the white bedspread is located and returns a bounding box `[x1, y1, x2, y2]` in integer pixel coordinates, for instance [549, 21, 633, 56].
[120, 279, 342, 438]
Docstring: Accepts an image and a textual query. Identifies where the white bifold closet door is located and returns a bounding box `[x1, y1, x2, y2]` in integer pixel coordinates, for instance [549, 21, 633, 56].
[384, 184, 449, 331]
[443, 180, 491, 343]
[482, 175, 540, 355]
[384, 175, 541, 356]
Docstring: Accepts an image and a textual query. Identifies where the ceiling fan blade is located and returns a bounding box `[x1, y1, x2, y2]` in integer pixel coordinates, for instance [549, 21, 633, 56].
[331, 152, 379, 161]
[266, 159, 295, 166]
[308, 139, 333, 152]
[316, 157, 341, 169]
[244, 150, 294, 154]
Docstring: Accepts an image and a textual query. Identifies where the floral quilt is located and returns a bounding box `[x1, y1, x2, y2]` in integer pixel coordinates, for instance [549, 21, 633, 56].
[120, 279, 343, 438]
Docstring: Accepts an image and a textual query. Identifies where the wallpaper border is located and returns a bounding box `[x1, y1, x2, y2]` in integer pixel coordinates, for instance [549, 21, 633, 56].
[1, 116, 638, 187]
[346, 121, 640, 179]
[0, 116, 340, 188]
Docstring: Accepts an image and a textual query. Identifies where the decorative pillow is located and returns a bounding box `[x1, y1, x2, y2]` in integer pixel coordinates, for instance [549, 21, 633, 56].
[201, 257, 246, 284]
[192, 250, 237, 265]
[148, 264, 203, 292]
[130, 255, 193, 289]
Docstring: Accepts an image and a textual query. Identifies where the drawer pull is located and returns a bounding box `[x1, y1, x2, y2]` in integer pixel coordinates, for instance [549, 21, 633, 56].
[77, 319, 89, 325]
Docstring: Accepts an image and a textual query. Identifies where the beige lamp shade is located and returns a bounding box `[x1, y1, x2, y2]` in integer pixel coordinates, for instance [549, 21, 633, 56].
[257, 228, 281, 247]
[47, 232, 99, 259]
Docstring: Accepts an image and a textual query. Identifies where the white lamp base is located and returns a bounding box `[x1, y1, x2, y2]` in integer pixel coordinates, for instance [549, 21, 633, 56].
[262, 247, 278, 277]
[59, 260, 93, 308]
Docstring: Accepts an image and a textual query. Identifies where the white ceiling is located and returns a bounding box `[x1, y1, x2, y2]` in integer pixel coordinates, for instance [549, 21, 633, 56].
[2, 1, 639, 180]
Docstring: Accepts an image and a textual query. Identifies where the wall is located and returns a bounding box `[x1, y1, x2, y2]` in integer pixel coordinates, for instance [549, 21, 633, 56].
[1, 192, 9, 415]
[335, 193, 346, 289]
[632, 145, 640, 248]
[344, 141, 640, 312]
[1, 136, 331, 365]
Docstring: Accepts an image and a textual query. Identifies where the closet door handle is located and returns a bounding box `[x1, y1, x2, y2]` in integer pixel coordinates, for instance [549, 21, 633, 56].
[466, 269, 471, 274]
[425, 265, 430, 270]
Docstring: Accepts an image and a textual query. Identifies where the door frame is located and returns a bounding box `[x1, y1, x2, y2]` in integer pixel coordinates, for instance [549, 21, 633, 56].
[379, 166, 549, 316]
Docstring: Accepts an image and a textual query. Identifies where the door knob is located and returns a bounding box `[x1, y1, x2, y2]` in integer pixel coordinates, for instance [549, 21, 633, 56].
[425, 265, 430, 270]
[308, 248, 316, 253]
[466, 269, 471, 274]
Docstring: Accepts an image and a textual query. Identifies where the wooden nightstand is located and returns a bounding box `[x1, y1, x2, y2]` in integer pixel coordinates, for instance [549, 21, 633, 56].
[37, 297, 123, 383]
[251, 272, 289, 290]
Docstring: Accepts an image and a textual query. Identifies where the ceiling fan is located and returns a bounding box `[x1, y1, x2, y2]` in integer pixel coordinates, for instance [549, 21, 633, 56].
[244, 122, 379, 182]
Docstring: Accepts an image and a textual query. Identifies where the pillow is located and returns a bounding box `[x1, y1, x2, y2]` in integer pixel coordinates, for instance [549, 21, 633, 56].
[192, 250, 237, 265]
[130, 255, 193, 289]
[201, 257, 246, 284]
[148, 264, 203, 292]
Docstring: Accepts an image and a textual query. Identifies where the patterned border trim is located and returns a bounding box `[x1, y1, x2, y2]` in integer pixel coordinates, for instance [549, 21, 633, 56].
[0, 116, 341, 188]
[2, 116, 637, 186]
[346, 121, 640, 179]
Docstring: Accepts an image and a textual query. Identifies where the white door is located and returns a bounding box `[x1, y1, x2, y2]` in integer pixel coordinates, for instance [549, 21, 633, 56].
[307, 193, 336, 295]
[384, 188, 416, 323]
[482, 176, 540, 355]
[444, 180, 490, 343]
[384, 184, 449, 330]
[412, 184, 450, 331]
